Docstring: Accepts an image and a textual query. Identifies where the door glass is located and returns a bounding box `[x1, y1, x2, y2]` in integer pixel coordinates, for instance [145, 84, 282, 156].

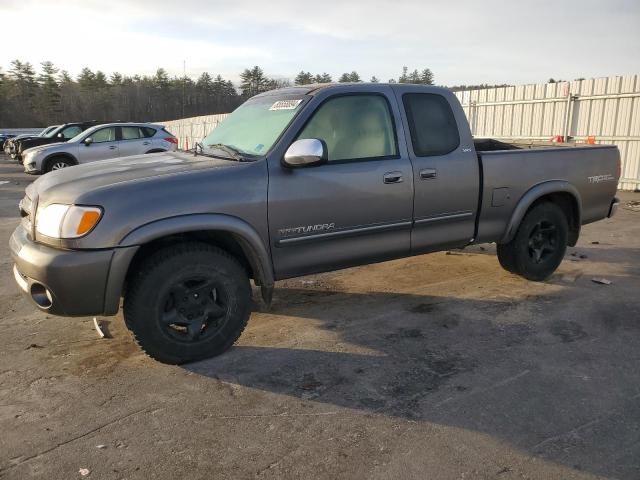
[91, 127, 116, 143]
[121, 126, 142, 140]
[61, 126, 82, 139]
[402, 93, 460, 156]
[141, 127, 157, 138]
[297, 95, 397, 162]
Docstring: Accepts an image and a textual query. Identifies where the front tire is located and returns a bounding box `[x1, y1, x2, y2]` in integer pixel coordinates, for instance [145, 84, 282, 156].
[45, 157, 73, 173]
[497, 202, 568, 281]
[123, 243, 252, 364]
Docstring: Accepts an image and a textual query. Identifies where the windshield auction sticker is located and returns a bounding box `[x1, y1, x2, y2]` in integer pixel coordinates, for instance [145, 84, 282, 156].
[269, 99, 303, 111]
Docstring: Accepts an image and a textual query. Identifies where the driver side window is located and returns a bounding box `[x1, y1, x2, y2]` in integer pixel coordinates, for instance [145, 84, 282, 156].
[297, 95, 397, 162]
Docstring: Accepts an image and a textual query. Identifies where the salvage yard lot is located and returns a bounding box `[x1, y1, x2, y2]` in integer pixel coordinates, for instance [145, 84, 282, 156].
[0, 156, 639, 479]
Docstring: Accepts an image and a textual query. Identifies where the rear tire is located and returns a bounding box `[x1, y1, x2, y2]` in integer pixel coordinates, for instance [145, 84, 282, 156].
[45, 157, 73, 173]
[123, 242, 252, 364]
[496, 202, 568, 281]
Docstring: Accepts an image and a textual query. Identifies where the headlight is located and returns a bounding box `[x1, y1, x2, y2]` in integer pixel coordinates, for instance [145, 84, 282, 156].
[36, 204, 103, 238]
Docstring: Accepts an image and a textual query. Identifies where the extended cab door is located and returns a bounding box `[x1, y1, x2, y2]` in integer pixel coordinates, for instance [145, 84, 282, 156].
[394, 87, 480, 253]
[267, 87, 414, 279]
[80, 126, 118, 163]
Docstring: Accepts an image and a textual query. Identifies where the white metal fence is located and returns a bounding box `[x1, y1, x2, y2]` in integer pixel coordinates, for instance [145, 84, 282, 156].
[159, 74, 640, 191]
[454, 75, 640, 191]
[1, 128, 44, 136]
[160, 114, 229, 151]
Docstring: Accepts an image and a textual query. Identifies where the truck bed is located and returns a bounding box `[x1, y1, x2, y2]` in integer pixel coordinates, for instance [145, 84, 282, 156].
[474, 138, 592, 152]
[474, 142, 619, 244]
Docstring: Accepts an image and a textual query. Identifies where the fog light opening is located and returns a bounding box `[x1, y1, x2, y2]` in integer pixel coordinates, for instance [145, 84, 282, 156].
[30, 283, 53, 309]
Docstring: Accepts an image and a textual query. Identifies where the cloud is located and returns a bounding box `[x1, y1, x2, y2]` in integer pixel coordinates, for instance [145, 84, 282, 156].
[1, 0, 638, 85]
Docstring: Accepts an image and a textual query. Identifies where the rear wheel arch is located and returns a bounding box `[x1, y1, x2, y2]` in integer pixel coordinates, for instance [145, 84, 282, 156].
[501, 182, 581, 246]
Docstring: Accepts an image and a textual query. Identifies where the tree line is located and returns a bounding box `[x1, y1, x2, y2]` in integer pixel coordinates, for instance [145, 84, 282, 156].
[0, 60, 504, 127]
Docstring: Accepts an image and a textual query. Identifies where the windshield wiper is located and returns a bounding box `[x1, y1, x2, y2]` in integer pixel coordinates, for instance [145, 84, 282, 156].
[207, 143, 246, 161]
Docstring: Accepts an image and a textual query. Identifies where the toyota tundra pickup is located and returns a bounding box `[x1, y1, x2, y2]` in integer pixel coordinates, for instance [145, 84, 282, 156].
[10, 83, 620, 364]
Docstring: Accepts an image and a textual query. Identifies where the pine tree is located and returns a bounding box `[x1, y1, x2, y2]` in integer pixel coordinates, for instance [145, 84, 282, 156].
[36, 61, 61, 124]
[398, 66, 409, 83]
[408, 69, 421, 84]
[420, 68, 434, 85]
[239, 66, 269, 97]
[294, 71, 313, 85]
[314, 73, 332, 83]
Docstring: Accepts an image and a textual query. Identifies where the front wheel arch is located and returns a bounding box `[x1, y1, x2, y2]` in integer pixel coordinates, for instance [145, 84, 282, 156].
[103, 215, 275, 315]
[43, 154, 78, 172]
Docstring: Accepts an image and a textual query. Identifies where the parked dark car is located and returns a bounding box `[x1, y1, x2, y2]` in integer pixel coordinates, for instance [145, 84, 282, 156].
[13, 122, 104, 162]
[1, 133, 17, 145]
[5, 126, 60, 160]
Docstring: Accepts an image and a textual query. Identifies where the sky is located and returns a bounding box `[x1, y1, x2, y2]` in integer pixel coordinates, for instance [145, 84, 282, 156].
[1, 0, 639, 86]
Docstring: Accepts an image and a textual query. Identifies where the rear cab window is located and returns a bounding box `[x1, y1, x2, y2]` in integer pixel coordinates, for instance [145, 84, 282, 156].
[402, 93, 460, 157]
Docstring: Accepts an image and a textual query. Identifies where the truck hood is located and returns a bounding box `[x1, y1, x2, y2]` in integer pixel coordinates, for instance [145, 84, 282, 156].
[28, 149, 268, 250]
[32, 150, 247, 205]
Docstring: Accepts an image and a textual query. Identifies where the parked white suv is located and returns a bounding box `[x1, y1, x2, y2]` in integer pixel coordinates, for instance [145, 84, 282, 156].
[22, 123, 178, 174]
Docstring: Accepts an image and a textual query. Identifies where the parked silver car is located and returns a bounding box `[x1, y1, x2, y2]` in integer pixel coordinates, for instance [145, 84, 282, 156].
[22, 123, 178, 174]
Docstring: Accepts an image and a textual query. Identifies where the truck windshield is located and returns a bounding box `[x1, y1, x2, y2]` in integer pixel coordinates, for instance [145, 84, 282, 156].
[201, 95, 306, 158]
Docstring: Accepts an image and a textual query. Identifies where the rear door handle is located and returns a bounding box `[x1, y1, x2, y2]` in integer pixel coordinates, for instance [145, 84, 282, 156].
[420, 168, 437, 179]
[109, 145, 117, 150]
[143, 141, 150, 145]
[383, 171, 403, 184]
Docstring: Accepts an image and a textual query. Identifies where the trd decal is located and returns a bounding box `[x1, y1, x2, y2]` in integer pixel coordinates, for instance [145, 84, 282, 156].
[588, 174, 615, 184]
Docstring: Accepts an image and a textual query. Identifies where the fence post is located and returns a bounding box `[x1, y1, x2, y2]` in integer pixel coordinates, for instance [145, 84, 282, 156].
[563, 92, 574, 142]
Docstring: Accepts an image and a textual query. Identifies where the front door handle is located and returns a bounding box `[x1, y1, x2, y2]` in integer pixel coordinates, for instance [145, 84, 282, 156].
[109, 145, 117, 150]
[383, 171, 403, 184]
[420, 168, 437, 179]
[143, 141, 150, 145]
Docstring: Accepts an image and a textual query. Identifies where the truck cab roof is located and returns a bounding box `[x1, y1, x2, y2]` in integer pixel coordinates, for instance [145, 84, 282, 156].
[255, 82, 452, 97]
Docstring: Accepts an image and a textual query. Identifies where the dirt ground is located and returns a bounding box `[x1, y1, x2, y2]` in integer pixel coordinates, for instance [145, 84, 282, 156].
[0, 157, 639, 480]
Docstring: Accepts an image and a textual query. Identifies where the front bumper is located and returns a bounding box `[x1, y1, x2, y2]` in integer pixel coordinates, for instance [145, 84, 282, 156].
[10, 226, 137, 317]
[23, 159, 41, 174]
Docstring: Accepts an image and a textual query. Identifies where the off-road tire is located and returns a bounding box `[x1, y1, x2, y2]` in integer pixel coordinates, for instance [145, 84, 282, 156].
[123, 242, 252, 364]
[496, 202, 568, 281]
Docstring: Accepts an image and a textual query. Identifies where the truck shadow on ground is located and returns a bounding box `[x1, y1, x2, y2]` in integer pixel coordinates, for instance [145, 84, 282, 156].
[187, 283, 640, 480]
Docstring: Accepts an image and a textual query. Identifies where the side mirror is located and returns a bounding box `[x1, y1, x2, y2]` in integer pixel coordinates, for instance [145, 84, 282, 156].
[83, 137, 93, 146]
[57, 133, 63, 138]
[283, 138, 327, 168]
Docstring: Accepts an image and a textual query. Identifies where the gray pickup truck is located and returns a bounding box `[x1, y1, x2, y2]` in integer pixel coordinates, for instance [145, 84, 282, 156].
[11, 83, 620, 364]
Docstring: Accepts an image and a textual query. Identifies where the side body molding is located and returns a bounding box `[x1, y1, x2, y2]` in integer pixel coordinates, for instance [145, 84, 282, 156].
[103, 214, 274, 314]
[500, 180, 582, 244]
